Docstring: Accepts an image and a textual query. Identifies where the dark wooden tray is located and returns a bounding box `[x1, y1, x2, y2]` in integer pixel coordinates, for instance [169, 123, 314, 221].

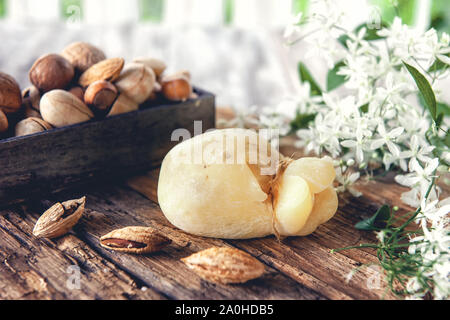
[0, 88, 215, 205]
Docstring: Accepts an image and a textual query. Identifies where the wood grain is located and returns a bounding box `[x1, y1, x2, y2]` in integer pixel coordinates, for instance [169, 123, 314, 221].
[125, 168, 399, 300]
[0, 206, 164, 299]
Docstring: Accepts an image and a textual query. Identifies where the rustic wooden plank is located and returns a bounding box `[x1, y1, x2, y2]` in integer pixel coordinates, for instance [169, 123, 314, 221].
[34, 186, 324, 300]
[0, 89, 215, 206]
[20, 187, 324, 299]
[0, 206, 165, 299]
[127, 170, 160, 203]
[126, 167, 398, 300]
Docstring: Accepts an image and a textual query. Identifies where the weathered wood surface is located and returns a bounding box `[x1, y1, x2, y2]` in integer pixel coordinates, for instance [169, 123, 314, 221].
[0, 89, 215, 206]
[1, 115, 424, 300]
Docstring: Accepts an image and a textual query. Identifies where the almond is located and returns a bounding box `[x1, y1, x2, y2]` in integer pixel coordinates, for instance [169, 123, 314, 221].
[181, 247, 265, 284]
[79, 58, 124, 87]
[33, 197, 86, 239]
[100, 226, 171, 254]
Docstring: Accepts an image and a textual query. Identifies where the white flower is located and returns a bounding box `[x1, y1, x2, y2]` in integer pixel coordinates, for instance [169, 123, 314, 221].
[275, 2, 450, 299]
[418, 197, 450, 224]
[370, 122, 404, 156]
[398, 135, 435, 172]
[376, 230, 386, 244]
[345, 269, 355, 283]
[376, 73, 407, 99]
[425, 30, 450, 67]
[406, 277, 423, 295]
[341, 135, 365, 164]
[400, 187, 421, 207]
[395, 158, 439, 205]
[335, 167, 361, 197]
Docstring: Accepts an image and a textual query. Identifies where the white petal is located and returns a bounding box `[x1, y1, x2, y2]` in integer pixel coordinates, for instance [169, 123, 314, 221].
[386, 141, 400, 156]
[400, 189, 420, 207]
[410, 158, 423, 174]
[348, 172, 360, 183]
[370, 139, 385, 150]
[436, 54, 450, 66]
[395, 174, 420, 187]
[341, 140, 357, 147]
[399, 159, 408, 172]
[425, 158, 439, 174]
[389, 127, 404, 138]
[399, 150, 414, 159]
[356, 146, 364, 163]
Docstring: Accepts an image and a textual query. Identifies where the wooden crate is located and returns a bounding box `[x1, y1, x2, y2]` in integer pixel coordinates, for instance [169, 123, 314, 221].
[0, 88, 215, 205]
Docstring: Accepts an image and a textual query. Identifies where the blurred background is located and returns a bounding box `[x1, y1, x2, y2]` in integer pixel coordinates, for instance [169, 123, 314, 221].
[0, 0, 448, 109]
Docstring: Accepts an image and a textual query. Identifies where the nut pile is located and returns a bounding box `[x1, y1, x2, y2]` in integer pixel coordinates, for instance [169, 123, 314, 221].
[0, 41, 194, 138]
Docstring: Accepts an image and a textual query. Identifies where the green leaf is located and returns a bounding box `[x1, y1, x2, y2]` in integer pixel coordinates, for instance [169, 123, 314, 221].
[435, 113, 444, 128]
[298, 62, 322, 96]
[419, 96, 450, 118]
[437, 102, 450, 116]
[359, 103, 369, 113]
[327, 61, 347, 91]
[290, 113, 317, 132]
[355, 205, 391, 231]
[403, 61, 437, 121]
[428, 54, 449, 72]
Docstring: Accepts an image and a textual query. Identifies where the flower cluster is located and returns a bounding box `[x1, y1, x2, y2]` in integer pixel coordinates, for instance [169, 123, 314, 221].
[287, 1, 450, 300]
[228, 0, 450, 299]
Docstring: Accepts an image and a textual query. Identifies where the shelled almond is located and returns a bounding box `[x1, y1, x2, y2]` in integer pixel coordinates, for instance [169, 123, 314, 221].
[0, 41, 194, 139]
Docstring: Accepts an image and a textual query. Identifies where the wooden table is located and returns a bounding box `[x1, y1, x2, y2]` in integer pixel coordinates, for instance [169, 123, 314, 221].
[1, 119, 419, 300]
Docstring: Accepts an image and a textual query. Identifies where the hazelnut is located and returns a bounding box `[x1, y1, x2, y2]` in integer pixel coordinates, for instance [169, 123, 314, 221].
[15, 117, 52, 137]
[40, 89, 94, 127]
[107, 93, 138, 117]
[0, 71, 22, 114]
[22, 86, 41, 118]
[61, 42, 106, 73]
[29, 54, 74, 92]
[133, 57, 167, 77]
[161, 74, 192, 101]
[0, 109, 8, 133]
[84, 80, 117, 111]
[68, 86, 85, 101]
[115, 63, 155, 104]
